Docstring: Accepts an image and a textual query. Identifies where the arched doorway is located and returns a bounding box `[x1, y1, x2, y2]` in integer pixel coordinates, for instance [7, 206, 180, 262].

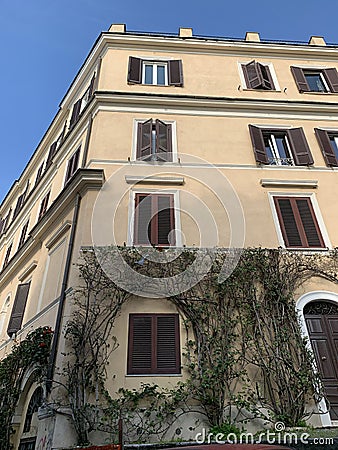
[18, 386, 43, 450]
[304, 300, 338, 420]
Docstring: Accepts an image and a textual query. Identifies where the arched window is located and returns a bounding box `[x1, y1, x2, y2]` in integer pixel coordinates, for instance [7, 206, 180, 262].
[23, 386, 43, 433]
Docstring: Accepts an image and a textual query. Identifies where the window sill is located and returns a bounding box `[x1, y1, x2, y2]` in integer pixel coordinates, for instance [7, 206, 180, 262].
[126, 373, 182, 377]
[242, 87, 281, 93]
[284, 247, 329, 253]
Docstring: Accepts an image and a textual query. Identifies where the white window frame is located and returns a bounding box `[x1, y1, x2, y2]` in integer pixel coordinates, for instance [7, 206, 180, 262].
[268, 192, 331, 250]
[131, 119, 178, 162]
[127, 189, 182, 247]
[238, 61, 281, 91]
[142, 61, 168, 86]
[264, 131, 294, 166]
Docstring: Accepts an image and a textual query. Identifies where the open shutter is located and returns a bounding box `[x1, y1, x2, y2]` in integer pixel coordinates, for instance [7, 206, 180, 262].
[128, 315, 152, 374]
[155, 194, 175, 246]
[315, 128, 338, 167]
[45, 141, 58, 169]
[2, 210, 11, 234]
[296, 198, 324, 248]
[18, 221, 29, 249]
[248, 125, 269, 164]
[155, 120, 172, 161]
[88, 72, 96, 98]
[291, 67, 310, 92]
[156, 315, 180, 373]
[243, 61, 261, 89]
[137, 119, 152, 160]
[288, 128, 313, 165]
[324, 68, 338, 93]
[257, 63, 274, 90]
[168, 60, 183, 86]
[69, 99, 82, 128]
[7, 282, 30, 337]
[65, 148, 80, 184]
[128, 57, 142, 84]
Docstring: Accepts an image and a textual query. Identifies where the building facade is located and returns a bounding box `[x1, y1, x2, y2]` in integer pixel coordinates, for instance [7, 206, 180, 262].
[1, 24, 338, 448]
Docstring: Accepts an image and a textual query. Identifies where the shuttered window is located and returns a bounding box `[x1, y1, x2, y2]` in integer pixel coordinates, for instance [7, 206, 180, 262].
[136, 119, 172, 161]
[249, 126, 313, 166]
[291, 67, 338, 93]
[128, 314, 180, 374]
[38, 192, 50, 221]
[13, 182, 30, 221]
[274, 197, 325, 248]
[2, 243, 13, 270]
[18, 220, 29, 250]
[128, 57, 183, 87]
[315, 128, 338, 167]
[7, 282, 30, 337]
[0, 210, 11, 237]
[134, 193, 175, 246]
[242, 61, 275, 90]
[65, 147, 81, 185]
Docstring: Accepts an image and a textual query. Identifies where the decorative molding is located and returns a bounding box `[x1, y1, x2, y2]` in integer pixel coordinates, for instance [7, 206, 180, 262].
[18, 261, 38, 282]
[45, 222, 72, 250]
[125, 175, 184, 185]
[261, 179, 318, 188]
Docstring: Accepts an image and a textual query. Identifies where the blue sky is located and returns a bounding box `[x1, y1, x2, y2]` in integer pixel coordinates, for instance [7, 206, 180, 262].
[1, 0, 338, 203]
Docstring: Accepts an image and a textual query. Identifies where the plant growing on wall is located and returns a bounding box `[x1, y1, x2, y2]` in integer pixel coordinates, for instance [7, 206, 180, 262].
[60, 246, 338, 445]
[0, 326, 53, 450]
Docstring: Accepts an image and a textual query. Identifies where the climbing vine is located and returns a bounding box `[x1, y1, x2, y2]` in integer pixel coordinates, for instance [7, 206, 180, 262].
[0, 326, 53, 450]
[60, 246, 338, 445]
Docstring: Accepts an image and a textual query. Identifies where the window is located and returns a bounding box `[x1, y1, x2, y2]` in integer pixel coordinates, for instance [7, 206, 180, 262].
[45, 126, 67, 170]
[249, 126, 313, 166]
[2, 243, 13, 270]
[18, 221, 29, 250]
[128, 57, 183, 86]
[315, 128, 338, 167]
[0, 210, 11, 237]
[134, 193, 175, 246]
[273, 196, 325, 248]
[291, 67, 338, 93]
[34, 162, 45, 186]
[23, 387, 43, 433]
[128, 314, 180, 374]
[242, 61, 275, 90]
[7, 282, 30, 337]
[136, 119, 172, 161]
[69, 73, 96, 129]
[38, 192, 50, 221]
[13, 182, 29, 221]
[65, 147, 80, 185]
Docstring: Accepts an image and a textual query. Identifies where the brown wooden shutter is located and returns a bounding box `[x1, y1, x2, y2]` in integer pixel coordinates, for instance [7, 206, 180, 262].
[65, 147, 81, 184]
[324, 68, 338, 93]
[275, 198, 302, 247]
[315, 128, 338, 166]
[296, 198, 324, 248]
[128, 57, 142, 84]
[168, 60, 183, 86]
[274, 197, 324, 248]
[291, 67, 310, 92]
[0, 219, 4, 236]
[155, 120, 172, 161]
[155, 195, 175, 246]
[2, 243, 13, 269]
[69, 99, 82, 128]
[137, 119, 152, 160]
[287, 128, 313, 165]
[128, 315, 152, 373]
[243, 61, 261, 89]
[38, 192, 50, 220]
[134, 194, 152, 245]
[248, 125, 269, 164]
[7, 282, 30, 337]
[45, 141, 58, 169]
[88, 73, 96, 98]
[258, 63, 274, 90]
[18, 221, 29, 249]
[156, 315, 180, 372]
[2, 209, 11, 234]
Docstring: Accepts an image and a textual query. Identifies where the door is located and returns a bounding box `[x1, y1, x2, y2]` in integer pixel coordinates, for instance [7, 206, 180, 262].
[304, 301, 338, 419]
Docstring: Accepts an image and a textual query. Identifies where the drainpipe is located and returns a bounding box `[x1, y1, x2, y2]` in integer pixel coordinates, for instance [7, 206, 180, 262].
[46, 193, 81, 393]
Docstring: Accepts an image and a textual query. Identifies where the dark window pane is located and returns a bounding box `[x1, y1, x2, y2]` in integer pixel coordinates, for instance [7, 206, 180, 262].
[157, 65, 166, 85]
[144, 65, 153, 84]
[329, 136, 338, 160]
[304, 73, 327, 92]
